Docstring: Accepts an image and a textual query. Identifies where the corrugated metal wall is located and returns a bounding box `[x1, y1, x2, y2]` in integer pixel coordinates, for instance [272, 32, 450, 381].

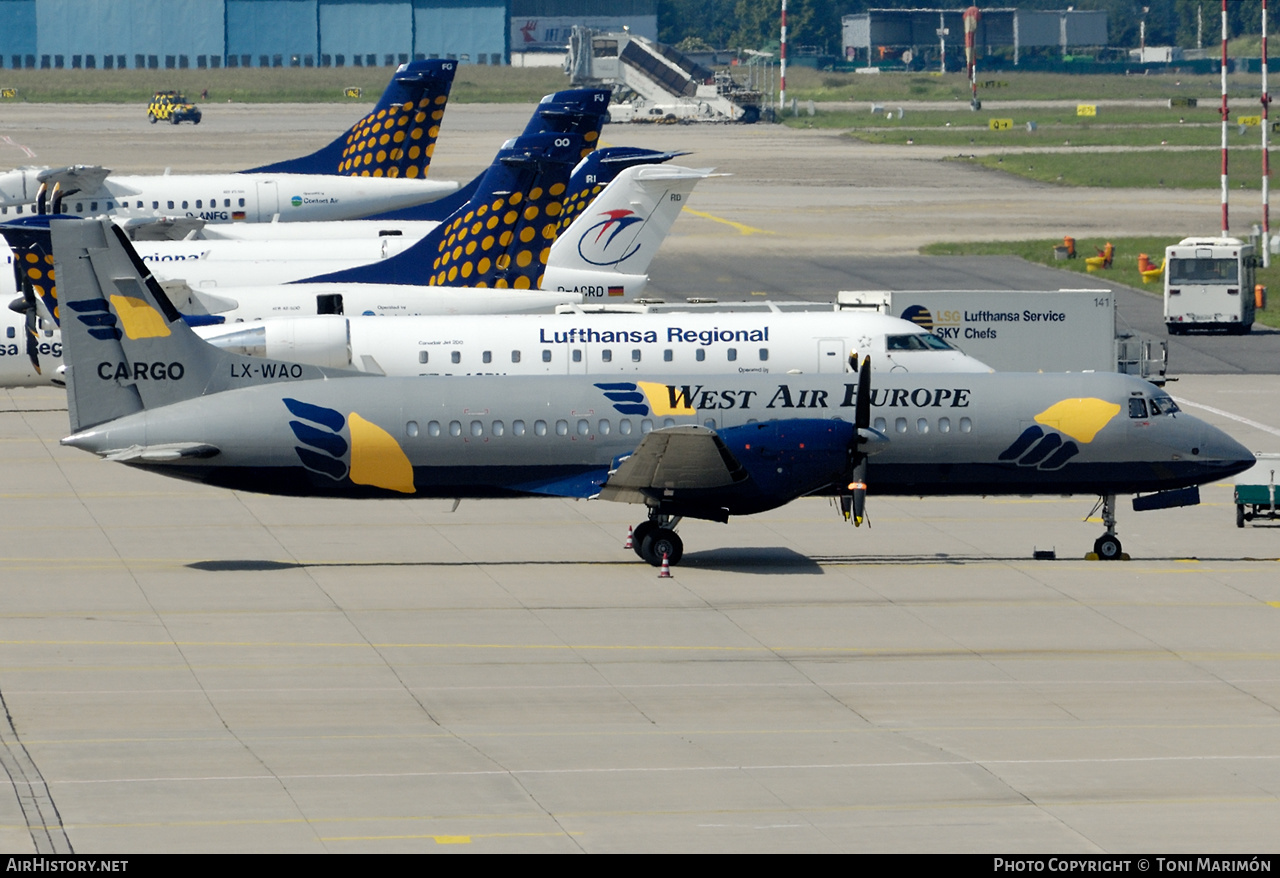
[37, 0, 225, 66]
[0, 1, 38, 61]
[226, 0, 316, 65]
[319, 0, 412, 63]
[416, 1, 506, 64]
[0, 0, 516, 68]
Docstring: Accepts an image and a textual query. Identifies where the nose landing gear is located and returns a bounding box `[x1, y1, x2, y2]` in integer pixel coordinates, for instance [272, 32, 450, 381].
[1089, 494, 1125, 560]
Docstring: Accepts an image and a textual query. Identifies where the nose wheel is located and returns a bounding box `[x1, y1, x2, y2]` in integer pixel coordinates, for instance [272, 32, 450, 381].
[1093, 533, 1123, 560]
[1090, 494, 1125, 561]
[630, 515, 683, 566]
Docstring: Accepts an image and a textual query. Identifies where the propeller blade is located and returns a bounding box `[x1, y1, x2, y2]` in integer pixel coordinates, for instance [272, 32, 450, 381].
[849, 458, 867, 527]
[20, 280, 41, 374]
[845, 354, 873, 525]
[35, 182, 47, 216]
[856, 354, 871, 433]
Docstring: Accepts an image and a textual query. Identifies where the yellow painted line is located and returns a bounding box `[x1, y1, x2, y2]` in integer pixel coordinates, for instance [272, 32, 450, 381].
[1174, 558, 1200, 564]
[4, 639, 1280, 661]
[320, 831, 577, 843]
[1269, 602, 1280, 608]
[681, 207, 773, 236]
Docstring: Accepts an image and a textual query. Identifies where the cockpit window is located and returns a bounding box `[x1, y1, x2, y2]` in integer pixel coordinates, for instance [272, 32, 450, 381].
[886, 333, 955, 352]
[1129, 398, 1148, 419]
[1148, 395, 1180, 416]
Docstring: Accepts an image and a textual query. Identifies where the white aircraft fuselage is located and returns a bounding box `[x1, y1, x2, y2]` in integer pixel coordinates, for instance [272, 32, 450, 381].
[0, 171, 456, 223]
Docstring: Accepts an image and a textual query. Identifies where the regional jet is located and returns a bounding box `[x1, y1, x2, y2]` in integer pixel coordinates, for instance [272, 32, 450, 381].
[52, 217, 1255, 564]
[0, 60, 464, 223]
[1, 145, 709, 382]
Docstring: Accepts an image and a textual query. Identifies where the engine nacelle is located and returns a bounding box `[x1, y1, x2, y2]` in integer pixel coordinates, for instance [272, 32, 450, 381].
[195, 315, 352, 368]
[540, 266, 647, 300]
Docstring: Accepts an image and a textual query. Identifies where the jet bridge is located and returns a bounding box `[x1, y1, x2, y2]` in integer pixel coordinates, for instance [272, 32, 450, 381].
[565, 27, 763, 123]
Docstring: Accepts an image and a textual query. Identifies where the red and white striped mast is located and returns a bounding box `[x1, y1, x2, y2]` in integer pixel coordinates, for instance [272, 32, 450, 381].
[1263, 0, 1271, 266]
[779, 0, 787, 112]
[1222, 0, 1230, 236]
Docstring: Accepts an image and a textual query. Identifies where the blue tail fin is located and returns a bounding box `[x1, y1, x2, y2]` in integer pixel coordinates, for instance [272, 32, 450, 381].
[241, 60, 456, 178]
[365, 88, 613, 223]
[1, 216, 60, 324]
[300, 132, 587, 289]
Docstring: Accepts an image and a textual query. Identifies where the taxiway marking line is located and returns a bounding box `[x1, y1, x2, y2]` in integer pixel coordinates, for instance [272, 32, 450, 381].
[681, 207, 772, 236]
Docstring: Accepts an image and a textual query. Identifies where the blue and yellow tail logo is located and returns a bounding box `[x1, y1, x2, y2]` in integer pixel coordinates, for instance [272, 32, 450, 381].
[285, 398, 415, 494]
[339, 92, 448, 179]
[427, 181, 567, 289]
[595, 381, 700, 417]
[66, 298, 119, 340]
[66, 294, 171, 341]
[999, 397, 1121, 470]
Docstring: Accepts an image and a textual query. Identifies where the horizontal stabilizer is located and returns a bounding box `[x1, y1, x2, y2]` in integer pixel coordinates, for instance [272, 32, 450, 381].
[101, 442, 220, 462]
[36, 165, 111, 195]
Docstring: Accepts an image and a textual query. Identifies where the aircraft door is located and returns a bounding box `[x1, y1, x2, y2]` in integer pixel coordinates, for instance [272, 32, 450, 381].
[818, 338, 847, 373]
[256, 181, 279, 221]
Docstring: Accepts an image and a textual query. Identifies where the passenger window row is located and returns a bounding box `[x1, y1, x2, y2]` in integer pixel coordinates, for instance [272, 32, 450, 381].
[2, 198, 248, 215]
[404, 417, 687, 439]
[874, 416, 973, 435]
[417, 347, 772, 366]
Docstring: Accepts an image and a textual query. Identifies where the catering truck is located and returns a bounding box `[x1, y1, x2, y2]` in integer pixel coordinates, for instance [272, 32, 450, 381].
[836, 289, 1166, 380]
[1163, 236, 1257, 335]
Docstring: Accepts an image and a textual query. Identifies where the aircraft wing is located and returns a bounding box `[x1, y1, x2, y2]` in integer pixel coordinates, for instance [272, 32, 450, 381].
[36, 165, 111, 195]
[598, 425, 747, 505]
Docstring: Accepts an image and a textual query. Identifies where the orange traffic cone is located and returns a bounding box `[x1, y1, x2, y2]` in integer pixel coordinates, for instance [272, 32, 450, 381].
[658, 552, 672, 578]
[623, 526, 634, 549]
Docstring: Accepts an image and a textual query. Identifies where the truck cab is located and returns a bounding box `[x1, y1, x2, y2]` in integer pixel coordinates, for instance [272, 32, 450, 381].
[1164, 236, 1255, 334]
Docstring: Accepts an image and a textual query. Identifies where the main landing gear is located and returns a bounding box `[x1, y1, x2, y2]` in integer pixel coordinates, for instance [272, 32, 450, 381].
[632, 514, 683, 567]
[1089, 493, 1124, 560]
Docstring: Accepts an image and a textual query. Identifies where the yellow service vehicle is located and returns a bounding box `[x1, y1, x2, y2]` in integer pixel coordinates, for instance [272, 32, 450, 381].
[147, 91, 202, 125]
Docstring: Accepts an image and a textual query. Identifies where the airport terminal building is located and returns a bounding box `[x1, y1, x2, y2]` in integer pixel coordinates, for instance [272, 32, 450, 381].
[0, 0, 656, 70]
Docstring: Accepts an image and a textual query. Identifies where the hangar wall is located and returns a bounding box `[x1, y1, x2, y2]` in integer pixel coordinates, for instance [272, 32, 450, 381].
[0, 0, 629, 69]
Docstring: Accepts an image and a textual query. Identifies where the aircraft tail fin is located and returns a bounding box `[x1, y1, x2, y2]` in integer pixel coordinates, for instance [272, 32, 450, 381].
[51, 218, 351, 432]
[241, 60, 455, 178]
[556, 147, 688, 231]
[359, 87, 614, 223]
[299, 132, 587, 289]
[544, 165, 717, 292]
[1, 215, 62, 324]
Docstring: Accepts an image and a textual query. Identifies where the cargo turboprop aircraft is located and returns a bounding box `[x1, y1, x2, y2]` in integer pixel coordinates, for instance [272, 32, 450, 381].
[0, 60, 464, 223]
[53, 217, 1255, 565]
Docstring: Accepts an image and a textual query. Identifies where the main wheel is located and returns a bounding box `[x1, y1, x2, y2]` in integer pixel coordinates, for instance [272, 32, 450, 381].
[1237, 504, 1246, 528]
[631, 520, 657, 560]
[171, 115, 179, 125]
[148, 112, 156, 123]
[1093, 534, 1122, 560]
[642, 528, 683, 567]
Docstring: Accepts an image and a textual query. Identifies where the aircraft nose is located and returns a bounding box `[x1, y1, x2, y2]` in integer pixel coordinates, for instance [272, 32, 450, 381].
[1193, 422, 1255, 479]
